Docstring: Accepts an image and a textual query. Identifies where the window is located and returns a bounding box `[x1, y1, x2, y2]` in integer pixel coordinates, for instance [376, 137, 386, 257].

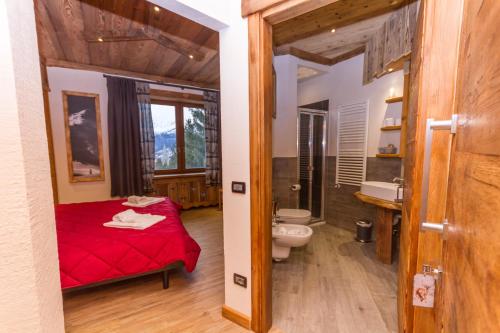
[151, 101, 206, 174]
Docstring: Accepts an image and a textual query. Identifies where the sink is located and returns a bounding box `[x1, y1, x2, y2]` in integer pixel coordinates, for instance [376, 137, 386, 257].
[361, 181, 400, 202]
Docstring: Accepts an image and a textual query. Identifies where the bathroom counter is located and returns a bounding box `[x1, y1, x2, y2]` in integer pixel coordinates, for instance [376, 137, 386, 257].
[354, 192, 402, 211]
[354, 191, 402, 264]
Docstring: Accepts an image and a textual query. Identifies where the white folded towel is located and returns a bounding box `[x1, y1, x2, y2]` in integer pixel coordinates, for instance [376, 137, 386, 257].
[104, 210, 165, 230]
[122, 197, 165, 208]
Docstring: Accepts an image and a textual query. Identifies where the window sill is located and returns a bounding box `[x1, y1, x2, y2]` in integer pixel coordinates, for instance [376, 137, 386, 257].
[153, 172, 205, 179]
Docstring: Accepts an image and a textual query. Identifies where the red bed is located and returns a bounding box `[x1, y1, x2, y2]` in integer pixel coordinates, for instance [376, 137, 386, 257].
[55, 198, 201, 290]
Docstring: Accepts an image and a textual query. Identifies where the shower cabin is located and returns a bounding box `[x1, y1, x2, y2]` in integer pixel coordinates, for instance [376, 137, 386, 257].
[297, 108, 327, 221]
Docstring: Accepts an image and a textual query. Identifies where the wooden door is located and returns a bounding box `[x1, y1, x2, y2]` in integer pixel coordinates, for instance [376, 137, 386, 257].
[440, 0, 500, 331]
[397, 0, 464, 331]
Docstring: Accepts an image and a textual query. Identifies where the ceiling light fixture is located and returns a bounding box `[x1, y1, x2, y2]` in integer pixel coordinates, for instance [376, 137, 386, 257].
[154, 6, 160, 12]
[97, 37, 104, 42]
[388, 68, 394, 72]
[189, 54, 194, 59]
[331, 28, 336, 33]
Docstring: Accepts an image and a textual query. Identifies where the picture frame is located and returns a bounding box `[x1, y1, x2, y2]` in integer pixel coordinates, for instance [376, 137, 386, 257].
[62, 91, 105, 182]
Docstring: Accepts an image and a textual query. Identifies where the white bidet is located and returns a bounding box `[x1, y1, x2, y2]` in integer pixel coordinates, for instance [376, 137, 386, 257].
[272, 224, 313, 261]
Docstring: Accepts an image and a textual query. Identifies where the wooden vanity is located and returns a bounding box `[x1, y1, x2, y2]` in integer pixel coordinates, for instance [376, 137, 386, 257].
[354, 191, 402, 264]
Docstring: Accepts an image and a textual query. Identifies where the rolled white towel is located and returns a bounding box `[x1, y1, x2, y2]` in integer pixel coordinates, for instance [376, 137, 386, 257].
[127, 196, 149, 204]
[113, 209, 140, 223]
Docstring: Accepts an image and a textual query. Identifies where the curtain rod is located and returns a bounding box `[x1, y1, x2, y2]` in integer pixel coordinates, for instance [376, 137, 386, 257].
[102, 74, 220, 93]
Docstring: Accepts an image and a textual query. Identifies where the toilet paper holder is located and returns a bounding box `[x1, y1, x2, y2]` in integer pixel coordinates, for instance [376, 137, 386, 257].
[289, 184, 301, 191]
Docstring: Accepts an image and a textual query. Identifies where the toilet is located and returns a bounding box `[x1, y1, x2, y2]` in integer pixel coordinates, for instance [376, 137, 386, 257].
[272, 224, 313, 261]
[277, 209, 312, 225]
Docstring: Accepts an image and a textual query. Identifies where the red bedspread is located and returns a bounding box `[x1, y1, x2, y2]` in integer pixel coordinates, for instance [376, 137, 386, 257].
[55, 198, 201, 289]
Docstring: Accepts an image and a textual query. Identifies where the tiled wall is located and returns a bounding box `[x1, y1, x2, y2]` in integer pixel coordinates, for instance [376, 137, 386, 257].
[272, 156, 402, 232]
[272, 157, 298, 209]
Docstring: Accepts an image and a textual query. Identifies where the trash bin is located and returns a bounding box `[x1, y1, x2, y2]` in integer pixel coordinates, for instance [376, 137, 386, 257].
[355, 220, 373, 243]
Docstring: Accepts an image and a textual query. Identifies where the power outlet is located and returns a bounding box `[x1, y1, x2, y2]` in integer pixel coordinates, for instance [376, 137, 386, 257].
[233, 273, 247, 288]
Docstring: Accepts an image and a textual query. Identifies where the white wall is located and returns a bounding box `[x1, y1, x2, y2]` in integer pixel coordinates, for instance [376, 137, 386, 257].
[47, 67, 204, 204]
[155, 0, 252, 316]
[0, 0, 64, 332]
[48, 68, 112, 204]
[273, 55, 298, 157]
[298, 54, 404, 157]
[274, 54, 404, 158]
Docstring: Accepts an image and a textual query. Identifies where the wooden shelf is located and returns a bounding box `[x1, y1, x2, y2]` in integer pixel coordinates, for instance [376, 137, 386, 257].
[385, 96, 403, 103]
[381, 125, 402, 131]
[376, 153, 401, 158]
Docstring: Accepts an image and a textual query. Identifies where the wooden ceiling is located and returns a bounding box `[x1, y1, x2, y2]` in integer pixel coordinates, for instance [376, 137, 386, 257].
[273, 0, 411, 65]
[35, 0, 220, 88]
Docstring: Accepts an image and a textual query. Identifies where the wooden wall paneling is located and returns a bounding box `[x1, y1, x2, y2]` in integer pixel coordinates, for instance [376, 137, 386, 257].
[248, 12, 273, 333]
[399, 63, 410, 158]
[397, 1, 425, 331]
[397, 0, 464, 332]
[34, 0, 65, 60]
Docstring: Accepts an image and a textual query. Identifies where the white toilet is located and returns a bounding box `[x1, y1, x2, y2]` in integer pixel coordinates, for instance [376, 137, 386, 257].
[272, 224, 313, 261]
[277, 209, 312, 225]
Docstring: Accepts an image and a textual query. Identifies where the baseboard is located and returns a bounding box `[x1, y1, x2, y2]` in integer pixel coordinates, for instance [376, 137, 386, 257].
[221, 304, 251, 330]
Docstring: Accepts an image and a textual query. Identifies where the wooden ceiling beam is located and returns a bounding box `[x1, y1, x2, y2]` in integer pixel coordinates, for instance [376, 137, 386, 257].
[45, 59, 219, 90]
[85, 29, 206, 62]
[262, 0, 340, 25]
[329, 45, 366, 66]
[287, 47, 332, 66]
[241, 0, 288, 17]
[281, 45, 366, 66]
[273, 0, 409, 46]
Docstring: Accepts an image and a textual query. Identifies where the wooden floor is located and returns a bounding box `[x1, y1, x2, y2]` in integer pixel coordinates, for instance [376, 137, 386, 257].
[273, 223, 398, 333]
[63, 208, 248, 333]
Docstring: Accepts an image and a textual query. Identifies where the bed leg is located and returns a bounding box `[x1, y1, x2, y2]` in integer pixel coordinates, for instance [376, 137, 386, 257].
[162, 270, 169, 289]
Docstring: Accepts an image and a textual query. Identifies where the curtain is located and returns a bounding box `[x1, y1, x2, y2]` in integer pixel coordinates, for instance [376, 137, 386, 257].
[203, 91, 221, 186]
[136, 82, 155, 193]
[107, 77, 143, 197]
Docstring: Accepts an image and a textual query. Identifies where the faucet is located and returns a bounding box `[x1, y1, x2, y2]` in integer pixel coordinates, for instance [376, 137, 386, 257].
[393, 177, 404, 203]
[272, 200, 281, 226]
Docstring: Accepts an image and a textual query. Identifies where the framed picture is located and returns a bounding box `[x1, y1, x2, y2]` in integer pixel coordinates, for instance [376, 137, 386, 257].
[62, 91, 104, 182]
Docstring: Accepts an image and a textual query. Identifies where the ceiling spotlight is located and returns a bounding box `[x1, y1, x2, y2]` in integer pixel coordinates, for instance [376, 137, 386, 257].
[189, 54, 194, 59]
[331, 28, 336, 33]
[154, 6, 160, 12]
[388, 68, 394, 72]
[97, 37, 104, 42]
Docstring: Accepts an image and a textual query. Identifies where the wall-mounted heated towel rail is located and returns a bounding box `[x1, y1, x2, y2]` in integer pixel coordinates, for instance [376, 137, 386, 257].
[335, 101, 369, 186]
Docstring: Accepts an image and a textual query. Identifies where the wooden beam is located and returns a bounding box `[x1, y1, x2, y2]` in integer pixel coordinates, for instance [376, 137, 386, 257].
[282, 45, 365, 67]
[273, 0, 408, 46]
[85, 29, 206, 62]
[329, 45, 365, 66]
[241, 0, 288, 17]
[262, 0, 339, 25]
[45, 59, 218, 90]
[248, 12, 273, 333]
[150, 89, 204, 104]
[288, 47, 332, 66]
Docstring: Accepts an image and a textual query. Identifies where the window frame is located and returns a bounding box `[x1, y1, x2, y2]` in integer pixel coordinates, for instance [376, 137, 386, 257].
[151, 99, 206, 175]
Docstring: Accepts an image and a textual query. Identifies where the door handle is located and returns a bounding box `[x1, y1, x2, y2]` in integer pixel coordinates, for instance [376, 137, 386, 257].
[420, 115, 457, 234]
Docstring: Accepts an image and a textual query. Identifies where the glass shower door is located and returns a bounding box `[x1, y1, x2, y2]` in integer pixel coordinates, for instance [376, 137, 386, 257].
[298, 109, 327, 220]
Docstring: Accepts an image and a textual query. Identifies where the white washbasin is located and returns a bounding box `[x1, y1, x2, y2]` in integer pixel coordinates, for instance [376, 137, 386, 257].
[361, 181, 399, 202]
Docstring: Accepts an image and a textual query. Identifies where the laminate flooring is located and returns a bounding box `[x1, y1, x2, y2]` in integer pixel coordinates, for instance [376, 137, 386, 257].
[272, 223, 398, 333]
[63, 208, 250, 333]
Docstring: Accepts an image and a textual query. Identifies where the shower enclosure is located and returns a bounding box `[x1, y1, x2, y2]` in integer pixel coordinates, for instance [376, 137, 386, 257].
[297, 108, 327, 220]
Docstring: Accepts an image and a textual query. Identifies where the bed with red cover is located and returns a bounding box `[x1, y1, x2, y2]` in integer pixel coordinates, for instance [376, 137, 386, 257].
[55, 198, 200, 290]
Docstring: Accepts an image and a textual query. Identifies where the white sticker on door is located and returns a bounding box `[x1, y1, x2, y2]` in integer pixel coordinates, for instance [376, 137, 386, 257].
[412, 273, 435, 308]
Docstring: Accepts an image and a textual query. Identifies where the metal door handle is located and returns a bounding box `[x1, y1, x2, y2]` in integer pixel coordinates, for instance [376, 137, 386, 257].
[420, 115, 457, 234]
